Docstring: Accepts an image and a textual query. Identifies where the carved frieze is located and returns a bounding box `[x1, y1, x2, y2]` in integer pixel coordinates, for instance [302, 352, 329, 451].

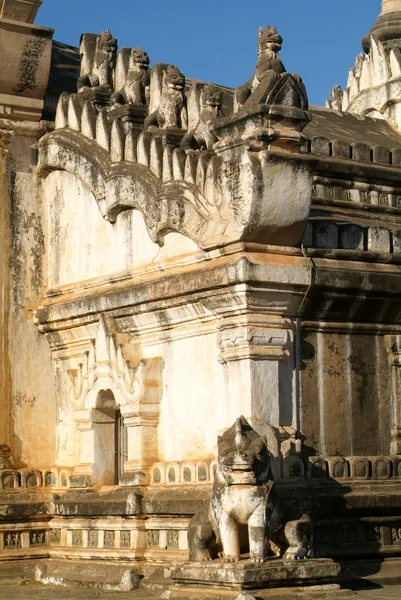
[71, 530, 83, 547]
[120, 531, 131, 548]
[30, 531, 46, 547]
[50, 530, 61, 546]
[104, 531, 115, 549]
[88, 530, 98, 548]
[167, 530, 179, 549]
[147, 530, 159, 548]
[4, 532, 21, 549]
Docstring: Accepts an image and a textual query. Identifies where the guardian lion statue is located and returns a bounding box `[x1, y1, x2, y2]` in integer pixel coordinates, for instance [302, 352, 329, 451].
[144, 65, 188, 131]
[188, 416, 313, 563]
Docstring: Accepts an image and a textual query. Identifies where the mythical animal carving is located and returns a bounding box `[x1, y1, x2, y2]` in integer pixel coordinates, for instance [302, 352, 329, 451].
[181, 84, 223, 151]
[235, 26, 307, 111]
[78, 29, 118, 92]
[111, 48, 150, 107]
[188, 417, 313, 563]
[144, 65, 188, 131]
[326, 85, 343, 111]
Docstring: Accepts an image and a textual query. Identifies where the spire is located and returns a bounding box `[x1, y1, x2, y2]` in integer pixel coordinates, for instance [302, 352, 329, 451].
[362, 0, 401, 52]
[382, 0, 401, 13]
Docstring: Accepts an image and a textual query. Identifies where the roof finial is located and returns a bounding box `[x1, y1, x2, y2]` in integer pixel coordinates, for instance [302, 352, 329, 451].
[362, 0, 401, 52]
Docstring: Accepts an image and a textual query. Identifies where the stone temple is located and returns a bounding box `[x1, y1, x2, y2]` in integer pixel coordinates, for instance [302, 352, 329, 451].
[1, 0, 401, 594]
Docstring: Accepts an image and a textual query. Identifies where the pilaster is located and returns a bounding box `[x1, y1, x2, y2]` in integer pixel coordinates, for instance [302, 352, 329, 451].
[0, 128, 11, 445]
[218, 318, 295, 428]
[385, 335, 401, 454]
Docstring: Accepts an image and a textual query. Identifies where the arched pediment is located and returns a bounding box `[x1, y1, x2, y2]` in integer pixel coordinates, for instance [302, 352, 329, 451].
[68, 316, 163, 416]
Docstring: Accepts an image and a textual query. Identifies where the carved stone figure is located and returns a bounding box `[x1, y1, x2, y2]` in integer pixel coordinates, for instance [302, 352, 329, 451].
[181, 84, 223, 152]
[111, 48, 150, 107]
[326, 85, 343, 111]
[78, 30, 118, 92]
[188, 417, 313, 563]
[0, 444, 13, 470]
[235, 26, 285, 109]
[235, 26, 307, 111]
[144, 65, 188, 131]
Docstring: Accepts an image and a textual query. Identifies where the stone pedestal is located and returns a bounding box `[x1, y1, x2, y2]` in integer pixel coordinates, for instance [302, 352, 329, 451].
[169, 558, 340, 591]
[212, 103, 315, 247]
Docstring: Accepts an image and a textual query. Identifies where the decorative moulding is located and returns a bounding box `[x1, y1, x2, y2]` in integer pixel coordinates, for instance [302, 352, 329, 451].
[0, 0, 43, 24]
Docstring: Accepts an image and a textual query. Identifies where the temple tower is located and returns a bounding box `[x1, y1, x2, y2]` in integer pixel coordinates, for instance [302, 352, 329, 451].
[363, 0, 401, 51]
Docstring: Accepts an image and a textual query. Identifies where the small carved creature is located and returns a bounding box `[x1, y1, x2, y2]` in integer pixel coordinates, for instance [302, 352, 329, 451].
[0, 444, 13, 470]
[181, 84, 223, 152]
[78, 29, 117, 92]
[145, 65, 188, 131]
[327, 85, 343, 111]
[235, 26, 285, 109]
[188, 416, 313, 563]
[111, 47, 150, 106]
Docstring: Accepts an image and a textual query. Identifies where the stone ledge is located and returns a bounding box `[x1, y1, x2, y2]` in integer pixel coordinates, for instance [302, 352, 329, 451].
[0, 0, 43, 24]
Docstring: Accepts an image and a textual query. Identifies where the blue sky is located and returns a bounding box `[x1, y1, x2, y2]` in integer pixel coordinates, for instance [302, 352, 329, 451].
[37, 1, 380, 107]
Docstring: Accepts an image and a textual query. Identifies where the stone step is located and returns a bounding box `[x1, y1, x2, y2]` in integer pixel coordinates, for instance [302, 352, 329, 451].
[34, 560, 141, 591]
[0, 560, 36, 584]
[339, 557, 401, 588]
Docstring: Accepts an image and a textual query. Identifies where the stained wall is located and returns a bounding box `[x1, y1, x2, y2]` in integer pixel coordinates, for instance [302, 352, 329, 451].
[6, 130, 56, 468]
[300, 330, 392, 456]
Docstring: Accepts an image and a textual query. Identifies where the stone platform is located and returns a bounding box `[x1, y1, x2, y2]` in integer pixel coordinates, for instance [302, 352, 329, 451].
[169, 558, 340, 591]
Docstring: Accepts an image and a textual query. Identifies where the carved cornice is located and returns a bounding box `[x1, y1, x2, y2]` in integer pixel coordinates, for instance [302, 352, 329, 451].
[0, 0, 43, 24]
[218, 324, 293, 364]
[0, 119, 49, 138]
[37, 129, 217, 248]
[347, 77, 401, 118]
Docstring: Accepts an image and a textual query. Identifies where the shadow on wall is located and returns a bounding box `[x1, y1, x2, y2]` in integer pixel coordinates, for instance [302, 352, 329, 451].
[289, 455, 384, 591]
